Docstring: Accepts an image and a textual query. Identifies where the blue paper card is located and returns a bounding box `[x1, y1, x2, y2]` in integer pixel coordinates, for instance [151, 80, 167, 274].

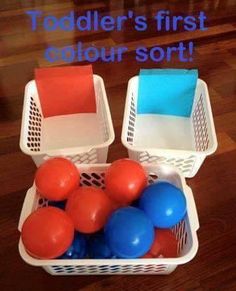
[137, 69, 198, 117]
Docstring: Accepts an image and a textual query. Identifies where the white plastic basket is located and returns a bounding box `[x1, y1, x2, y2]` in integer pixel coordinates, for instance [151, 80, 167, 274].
[20, 75, 114, 167]
[121, 76, 217, 177]
[18, 163, 199, 276]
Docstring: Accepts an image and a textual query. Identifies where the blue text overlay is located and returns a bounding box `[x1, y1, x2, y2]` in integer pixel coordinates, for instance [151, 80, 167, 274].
[26, 10, 208, 63]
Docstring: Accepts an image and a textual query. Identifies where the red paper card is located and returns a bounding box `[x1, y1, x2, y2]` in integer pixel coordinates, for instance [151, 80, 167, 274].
[35, 65, 96, 117]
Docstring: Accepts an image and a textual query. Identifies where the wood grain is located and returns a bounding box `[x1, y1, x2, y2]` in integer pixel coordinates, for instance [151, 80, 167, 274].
[0, 0, 236, 290]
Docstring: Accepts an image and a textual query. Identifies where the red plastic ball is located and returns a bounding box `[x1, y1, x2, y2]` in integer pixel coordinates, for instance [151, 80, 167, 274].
[142, 253, 153, 258]
[35, 157, 79, 201]
[105, 159, 147, 205]
[66, 187, 113, 233]
[21, 207, 74, 259]
[143, 229, 178, 258]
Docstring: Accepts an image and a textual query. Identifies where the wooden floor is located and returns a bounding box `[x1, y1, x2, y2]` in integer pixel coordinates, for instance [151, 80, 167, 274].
[0, 0, 236, 290]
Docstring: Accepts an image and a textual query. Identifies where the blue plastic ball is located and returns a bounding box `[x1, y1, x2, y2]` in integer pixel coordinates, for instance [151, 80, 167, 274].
[139, 182, 187, 228]
[59, 232, 87, 259]
[104, 206, 154, 258]
[88, 233, 114, 259]
[48, 200, 66, 210]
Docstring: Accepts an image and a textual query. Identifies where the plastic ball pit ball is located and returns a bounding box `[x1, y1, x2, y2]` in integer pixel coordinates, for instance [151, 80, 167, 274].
[35, 157, 79, 201]
[88, 233, 114, 259]
[105, 159, 147, 205]
[143, 229, 178, 258]
[104, 206, 154, 258]
[66, 186, 114, 233]
[21, 207, 74, 259]
[139, 182, 187, 228]
[59, 232, 87, 259]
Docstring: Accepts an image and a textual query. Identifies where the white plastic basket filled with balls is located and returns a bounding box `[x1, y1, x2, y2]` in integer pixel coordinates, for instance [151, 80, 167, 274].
[18, 158, 199, 275]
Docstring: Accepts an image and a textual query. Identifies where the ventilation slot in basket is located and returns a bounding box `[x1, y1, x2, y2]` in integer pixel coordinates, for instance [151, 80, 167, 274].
[37, 197, 48, 208]
[43, 149, 98, 164]
[148, 173, 159, 184]
[48, 263, 168, 275]
[172, 219, 188, 255]
[127, 94, 136, 145]
[139, 152, 196, 175]
[27, 97, 42, 152]
[80, 172, 105, 189]
[192, 94, 210, 151]
[97, 87, 109, 143]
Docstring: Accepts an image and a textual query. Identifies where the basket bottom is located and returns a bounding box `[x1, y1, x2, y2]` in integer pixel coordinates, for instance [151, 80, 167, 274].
[41, 113, 105, 150]
[134, 114, 195, 150]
